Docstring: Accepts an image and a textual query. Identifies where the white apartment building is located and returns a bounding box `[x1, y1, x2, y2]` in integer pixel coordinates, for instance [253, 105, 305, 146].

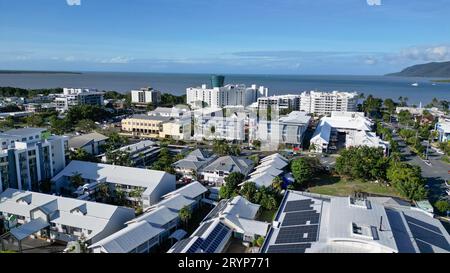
[186, 76, 268, 109]
[0, 188, 135, 245]
[257, 94, 301, 110]
[300, 91, 359, 116]
[310, 111, 378, 153]
[101, 140, 160, 167]
[89, 182, 208, 253]
[0, 128, 69, 193]
[131, 87, 161, 106]
[251, 111, 311, 151]
[51, 160, 176, 208]
[346, 131, 390, 155]
[435, 117, 450, 142]
[192, 108, 247, 142]
[55, 88, 104, 112]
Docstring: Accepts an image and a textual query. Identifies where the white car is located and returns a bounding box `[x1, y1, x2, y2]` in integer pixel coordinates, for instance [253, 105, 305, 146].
[446, 189, 450, 196]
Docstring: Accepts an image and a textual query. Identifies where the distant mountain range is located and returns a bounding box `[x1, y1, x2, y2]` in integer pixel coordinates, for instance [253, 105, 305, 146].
[386, 61, 450, 77]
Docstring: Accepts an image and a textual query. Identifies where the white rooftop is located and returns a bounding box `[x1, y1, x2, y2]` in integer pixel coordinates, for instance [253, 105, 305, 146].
[262, 191, 450, 253]
[0, 188, 134, 241]
[51, 160, 173, 196]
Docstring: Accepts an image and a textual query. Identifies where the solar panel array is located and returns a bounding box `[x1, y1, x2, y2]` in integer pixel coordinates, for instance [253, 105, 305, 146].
[185, 222, 231, 253]
[404, 215, 442, 234]
[404, 216, 450, 253]
[171, 237, 196, 253]
[201, 222, 230, 253]
[186, 237, 203, 253]
[203, 199, 228, 221]
[282, 211, 320, 227]
[266, 198, 321, 253]
[193, 221, 213, 237]
[284, 199, 314, 212]
[267, 243, 312, 253]
[275, 225, 319, 244]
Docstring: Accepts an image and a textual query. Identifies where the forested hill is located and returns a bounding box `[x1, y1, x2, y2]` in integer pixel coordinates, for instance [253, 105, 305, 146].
[386, 61, 450, 77]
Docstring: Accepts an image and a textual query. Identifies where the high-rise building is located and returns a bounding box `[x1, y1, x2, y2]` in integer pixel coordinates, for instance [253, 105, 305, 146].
[0, 128, 69, 193]
[186, 76, 268, 109]
[131, 87, 161, 107]
[300, 91, 358, 116]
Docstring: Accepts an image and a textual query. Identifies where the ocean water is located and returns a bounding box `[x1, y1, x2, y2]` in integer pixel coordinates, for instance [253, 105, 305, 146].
[0, 72, 449, 105]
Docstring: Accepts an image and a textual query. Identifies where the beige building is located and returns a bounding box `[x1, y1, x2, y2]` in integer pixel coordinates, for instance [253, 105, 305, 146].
[121, 115, 171, 138]
[159, 118, 191, 140]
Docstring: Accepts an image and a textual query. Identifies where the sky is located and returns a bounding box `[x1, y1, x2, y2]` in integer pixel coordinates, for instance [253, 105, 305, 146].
[0, 0, 450, 75]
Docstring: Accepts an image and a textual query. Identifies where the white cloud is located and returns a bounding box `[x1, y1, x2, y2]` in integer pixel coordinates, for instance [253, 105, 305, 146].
[100, 56, 134, 64]
[364, 57, 377, 65]
[64, 56, 75, 62]
[366, 0, 381, 6]
[66, 0, 81, 6]
[399, 45, 450, 62]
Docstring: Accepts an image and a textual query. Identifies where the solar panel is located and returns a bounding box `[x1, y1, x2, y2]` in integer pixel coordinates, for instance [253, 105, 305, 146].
[407, 223, 450, 251]
[193, 221, 213, 237]
[186, 238, 203, 253]
[282, 211, 320, 227]
[275, 225, 318, 244]
[284, 199, 314, 212]
[267, 243, 312, 253]
[404, 215, 442, 234]
[200, 222, 230, 253]
[415, 240, 434, 253]
[204, 200, 228, 221]
[171, 237, 195, 253]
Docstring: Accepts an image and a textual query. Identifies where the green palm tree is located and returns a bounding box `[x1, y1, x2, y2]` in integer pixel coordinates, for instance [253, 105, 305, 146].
[272, 176, 283, 193]
[179, 206, 192, 228]
[70, 172, 84, 189]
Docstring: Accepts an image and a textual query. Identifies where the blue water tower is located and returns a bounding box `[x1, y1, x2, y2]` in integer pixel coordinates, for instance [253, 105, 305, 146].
[211, 75, 225, 88]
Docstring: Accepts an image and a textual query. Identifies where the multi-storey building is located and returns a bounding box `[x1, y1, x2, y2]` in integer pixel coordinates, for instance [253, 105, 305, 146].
[131, 87, 161, 107]
[192, 107, 247, 142]
[89, 182, 208, 253]
[0, 128, 69, 193]
[55, 88, 104, 112]
[257, 94, 301, 110]
[0, 188, 134, 245]
[310, 111, 383, 154]
[121, 114, 171, 139]
[101, 140, 161, 167]
[186, 75, 268, 109]
[435, 117, 450, 142]
[300, 91, 358, 116]
[51, 160, 176, 208]
[252, 111, 311, 150]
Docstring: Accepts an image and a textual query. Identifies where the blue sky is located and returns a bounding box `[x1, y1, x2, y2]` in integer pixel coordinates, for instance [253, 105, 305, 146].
[1, 0, 450, 74]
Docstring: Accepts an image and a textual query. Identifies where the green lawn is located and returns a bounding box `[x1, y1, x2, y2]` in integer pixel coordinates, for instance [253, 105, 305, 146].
[307, 175, 403, 199]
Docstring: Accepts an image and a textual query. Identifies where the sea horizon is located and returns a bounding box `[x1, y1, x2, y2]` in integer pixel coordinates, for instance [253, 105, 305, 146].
[0, 71, 449, 105]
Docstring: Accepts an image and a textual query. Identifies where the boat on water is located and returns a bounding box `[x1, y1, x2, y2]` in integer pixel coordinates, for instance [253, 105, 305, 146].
[411, 82, 419, 87]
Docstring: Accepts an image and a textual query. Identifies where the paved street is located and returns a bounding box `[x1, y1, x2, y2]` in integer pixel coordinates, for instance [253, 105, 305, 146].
[386, 122, 450, 202]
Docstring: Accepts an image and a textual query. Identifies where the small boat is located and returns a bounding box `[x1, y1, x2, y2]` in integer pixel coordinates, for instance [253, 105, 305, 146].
[411, 83, 419, 87]
[432, 83, 436, 86]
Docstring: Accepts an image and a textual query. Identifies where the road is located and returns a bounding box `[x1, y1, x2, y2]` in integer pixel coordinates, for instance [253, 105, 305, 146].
[385, 122, 450, 202]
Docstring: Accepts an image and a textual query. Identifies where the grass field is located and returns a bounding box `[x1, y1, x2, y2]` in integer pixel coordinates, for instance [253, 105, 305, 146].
[307, 175, 403, 198]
